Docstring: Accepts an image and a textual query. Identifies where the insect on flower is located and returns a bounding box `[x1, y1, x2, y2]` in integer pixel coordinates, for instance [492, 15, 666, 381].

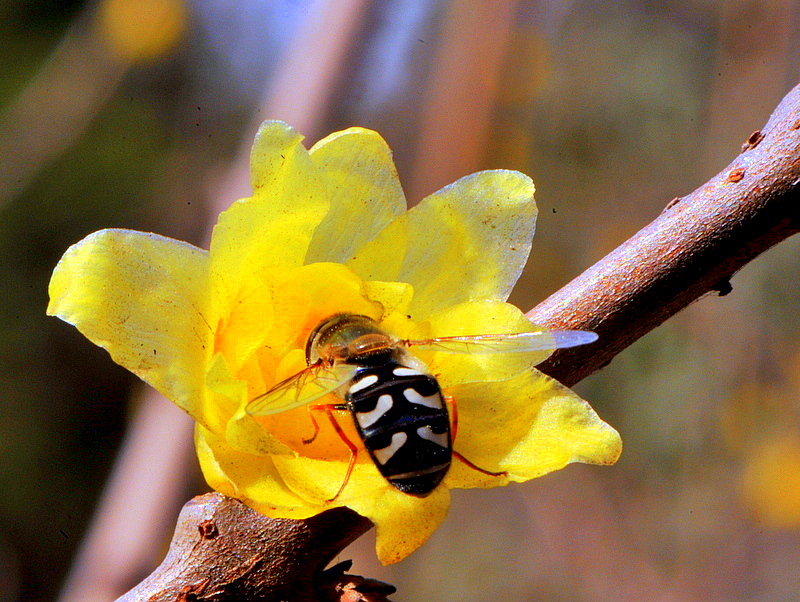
[247, 313, 598, 500]
[47, 121, 623, 564]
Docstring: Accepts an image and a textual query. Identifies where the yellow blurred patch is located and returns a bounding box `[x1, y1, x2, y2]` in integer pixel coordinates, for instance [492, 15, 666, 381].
[742, 434, 800, 528]
[97, 0, 187, 62]
[720, 380, 792, 455]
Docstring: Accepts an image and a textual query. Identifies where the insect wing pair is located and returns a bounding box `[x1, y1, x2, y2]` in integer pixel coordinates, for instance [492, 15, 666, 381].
[246, 327, 597, 416]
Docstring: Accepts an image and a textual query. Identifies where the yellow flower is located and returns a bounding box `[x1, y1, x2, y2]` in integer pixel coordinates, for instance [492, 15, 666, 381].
[47, 121, 621, 564]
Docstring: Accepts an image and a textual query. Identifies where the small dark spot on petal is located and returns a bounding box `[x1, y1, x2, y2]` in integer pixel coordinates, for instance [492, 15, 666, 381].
[792, 119, 800, 130]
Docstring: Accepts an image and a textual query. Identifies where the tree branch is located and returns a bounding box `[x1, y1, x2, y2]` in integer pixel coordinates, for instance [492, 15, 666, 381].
[116, 495, 384, 602]
[117, 83, 800, 601]
[528, 84, 800, 386]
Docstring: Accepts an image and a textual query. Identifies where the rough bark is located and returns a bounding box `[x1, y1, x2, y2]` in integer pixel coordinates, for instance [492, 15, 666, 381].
[116, 495, 387, 602]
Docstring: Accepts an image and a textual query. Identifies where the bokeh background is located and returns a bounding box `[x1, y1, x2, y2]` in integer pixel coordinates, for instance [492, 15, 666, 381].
[2, 0, 800, 599]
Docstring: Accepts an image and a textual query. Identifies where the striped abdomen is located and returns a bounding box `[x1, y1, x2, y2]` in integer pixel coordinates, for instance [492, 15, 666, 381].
[345, 361, 451, 496]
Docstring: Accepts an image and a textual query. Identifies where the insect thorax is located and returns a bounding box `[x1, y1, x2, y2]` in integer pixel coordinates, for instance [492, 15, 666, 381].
[307, 313, 395, 365]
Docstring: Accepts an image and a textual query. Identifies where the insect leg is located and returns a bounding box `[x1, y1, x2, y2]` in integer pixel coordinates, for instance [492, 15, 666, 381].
[452, 450, 507, 478]
[303, 402, 348, 444]
[305, 404, 359, 502]
[447, 395, 507, 478]
[444, 395, 459, 443]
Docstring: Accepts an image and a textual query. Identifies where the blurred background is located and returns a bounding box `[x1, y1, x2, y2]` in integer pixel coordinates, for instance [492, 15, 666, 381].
[2, 0, 800, 599]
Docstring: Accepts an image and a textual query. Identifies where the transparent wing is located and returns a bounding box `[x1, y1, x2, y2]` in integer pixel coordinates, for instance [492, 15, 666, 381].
[404, 330, 598, 355]
[246, 361, 359, 416]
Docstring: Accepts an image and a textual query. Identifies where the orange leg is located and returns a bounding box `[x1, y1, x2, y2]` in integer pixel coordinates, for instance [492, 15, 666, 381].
[445, 395, 459, 443]
[303, 404, 359, 502]
[302, 403, 329, 444]
[446, 395, 507, 478]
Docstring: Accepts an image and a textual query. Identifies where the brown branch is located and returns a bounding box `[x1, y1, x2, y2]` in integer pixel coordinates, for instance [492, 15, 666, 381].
[116, 495, 384, 602]
[528, 83, 800, 387]
[118, 82, 800, 601]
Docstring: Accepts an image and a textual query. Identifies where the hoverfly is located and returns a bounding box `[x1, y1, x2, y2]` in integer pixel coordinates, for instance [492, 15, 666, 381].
[246, 313, 596, 500]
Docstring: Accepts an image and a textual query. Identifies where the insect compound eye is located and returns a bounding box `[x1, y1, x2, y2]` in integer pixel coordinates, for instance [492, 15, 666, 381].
[306, 313, 354, 362]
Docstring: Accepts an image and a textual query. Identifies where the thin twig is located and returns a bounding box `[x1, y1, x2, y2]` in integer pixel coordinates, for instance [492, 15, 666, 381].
[408, 0, 519, 202]
[117, 82, 800, 601]
[0, 10, 128, 209]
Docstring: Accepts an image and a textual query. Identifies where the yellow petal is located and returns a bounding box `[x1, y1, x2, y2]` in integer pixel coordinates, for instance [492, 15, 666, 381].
[362, 280, 414, 318]
[203, 351, 291, 455]
[204, 351, 246, 430]
[226, 406, 294, 456]
[306, 127, 406, 264]
[195, 424, 318, 514]
[212, 268, 276, 377]
[209, 121, 329, 319]
[422, 300, 552, 388]
[445, 369, 621, 489]
[348, 170, 536, 319]
[272, 446, 379, 503]
[266, 418, 412, 506]
[272, 452, 451, 564]
[212, 264, 383, 421]
[288, 263, 383, 330]
[265, 263, 385, 359]
[48, 229, 212, 424]
[357, 484, 451, 565]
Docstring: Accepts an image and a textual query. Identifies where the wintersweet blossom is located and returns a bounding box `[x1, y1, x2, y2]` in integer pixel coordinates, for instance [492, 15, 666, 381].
[48, 121, 621, 564]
